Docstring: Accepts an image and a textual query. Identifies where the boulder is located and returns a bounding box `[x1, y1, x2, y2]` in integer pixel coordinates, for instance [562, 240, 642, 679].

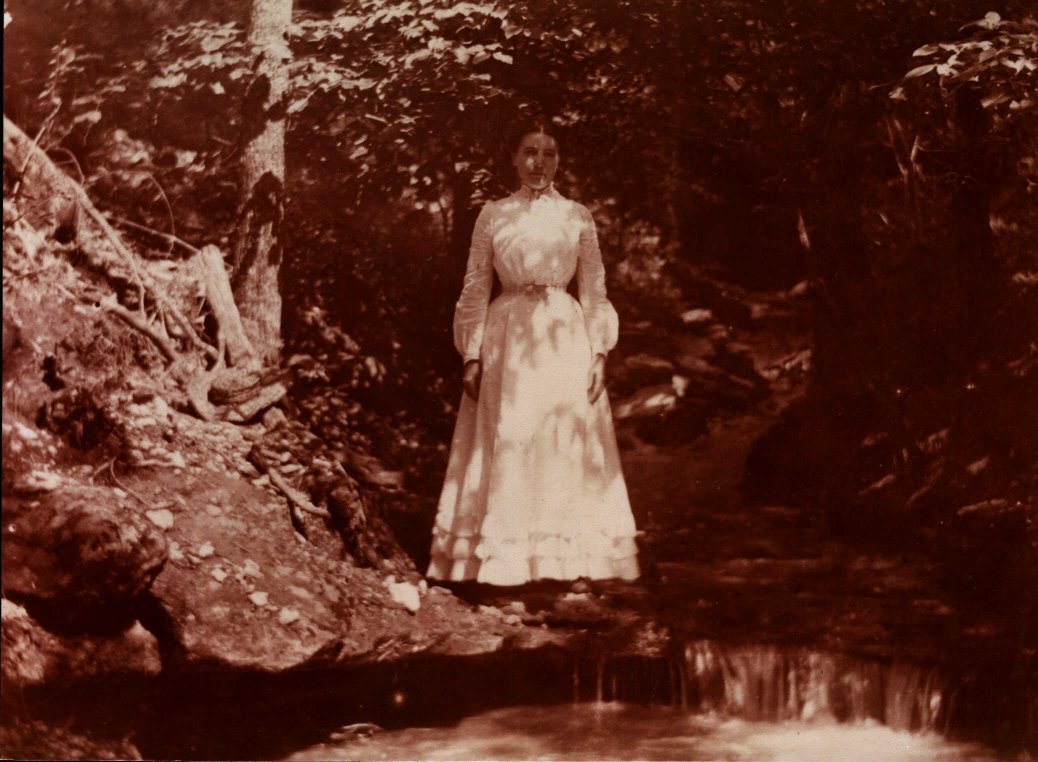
[136, 470, 351, 672]
[111, 468, 549, 673]
[609, 354, 676, 397]
[2, 485, 167, 632]
[1, 598, 160, 690]
[613, 384, 679, 421]
[634, 398, 711, 446]
[0, 720, 142, 761]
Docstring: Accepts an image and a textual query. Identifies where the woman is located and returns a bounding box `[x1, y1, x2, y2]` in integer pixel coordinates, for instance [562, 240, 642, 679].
[426, 118, 639, 586]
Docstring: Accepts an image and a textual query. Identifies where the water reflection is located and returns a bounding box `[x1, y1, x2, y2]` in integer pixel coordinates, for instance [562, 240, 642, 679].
[288, 702, 997, 761]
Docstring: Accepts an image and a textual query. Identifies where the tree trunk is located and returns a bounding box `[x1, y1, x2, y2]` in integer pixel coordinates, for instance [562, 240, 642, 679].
[232, 0, 292, 367]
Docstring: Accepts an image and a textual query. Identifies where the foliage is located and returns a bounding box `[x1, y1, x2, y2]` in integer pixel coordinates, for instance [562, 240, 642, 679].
[4, 1, 1036, 531]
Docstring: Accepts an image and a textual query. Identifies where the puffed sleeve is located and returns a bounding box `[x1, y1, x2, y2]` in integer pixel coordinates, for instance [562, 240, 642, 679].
[453, 203, 495, 362]
[576, 204, 619, 356]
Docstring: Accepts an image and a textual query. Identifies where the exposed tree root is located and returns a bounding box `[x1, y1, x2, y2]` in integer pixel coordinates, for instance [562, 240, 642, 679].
[4, 113, 284, 424]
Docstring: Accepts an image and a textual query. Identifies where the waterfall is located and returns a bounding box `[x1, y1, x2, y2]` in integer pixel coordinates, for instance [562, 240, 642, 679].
[572, 640, 950, 733]
[680, 641, 947, 730]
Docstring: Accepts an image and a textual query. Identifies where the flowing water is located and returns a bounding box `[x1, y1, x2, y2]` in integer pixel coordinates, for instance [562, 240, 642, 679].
[289, 702, 997, 761]
[285, 640, 1011, 761]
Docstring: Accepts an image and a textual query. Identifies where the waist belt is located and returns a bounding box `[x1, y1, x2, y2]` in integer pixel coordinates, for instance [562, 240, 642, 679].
[503, 283, 566, 296]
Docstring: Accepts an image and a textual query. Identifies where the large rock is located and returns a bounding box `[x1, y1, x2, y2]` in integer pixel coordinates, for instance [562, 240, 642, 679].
[1, 598, 160, 690]
[609, 354, 676, 397]
[0, 720, 142, 761]
[613, 384, 679, 421]
[2, 485, 167, 632]
[134, 470, 353, 671]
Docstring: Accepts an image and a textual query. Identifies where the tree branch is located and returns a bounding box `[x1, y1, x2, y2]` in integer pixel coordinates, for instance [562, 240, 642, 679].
[110, 216, 200, 255]
[103, 298, 178, 362]
[250, 447, 331, 519]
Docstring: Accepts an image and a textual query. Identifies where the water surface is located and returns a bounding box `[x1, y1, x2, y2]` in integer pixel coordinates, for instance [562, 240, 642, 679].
[289, 702, 998, 761]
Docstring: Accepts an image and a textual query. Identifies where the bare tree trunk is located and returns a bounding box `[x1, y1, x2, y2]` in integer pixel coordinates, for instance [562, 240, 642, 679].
[232, 0, 292, 367]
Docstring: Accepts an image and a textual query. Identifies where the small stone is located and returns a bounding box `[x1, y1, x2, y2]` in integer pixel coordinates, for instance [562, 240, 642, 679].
[503, 600, 527, 616]
[248, 591, 269, 607]
[278, 607, 300, 626]
[206, 504, 222, 517]
[167, 451, 186, 469]
[262, 407, 287, 429]
[504, 614, 522, 626]
[237, 461, 259, 477]
[570, 579, 592, 594]
[197, 542, 215, 558]
[24, 470, 62, 491]
[672, 375, 690, 397]
[967, 457, 990, 475]
[152, 396, 170, 418]
[211, 567, 228, 583]
[681, 308, 714, 325]
[243, 559, 263, 578]
[145, 509, 175, 530]
[417, 579, 428, 595]
[14, 422, 39, 440]
[387, 581, 421, 613]
[169, 542, 185, 562]
[560, 592, 595, 605]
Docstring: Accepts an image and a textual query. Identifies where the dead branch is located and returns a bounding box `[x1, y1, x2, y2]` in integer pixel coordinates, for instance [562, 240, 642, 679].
[48, 146, 86, 186]
[3, 114, 215, 360]
[102, 298, 217, 421]
[103, 298, 178, 362]
[250, 447, 331, 519]
[195, 244, 256, 367]
[110, 216, 200, 255]
[144, 172, 177, 259]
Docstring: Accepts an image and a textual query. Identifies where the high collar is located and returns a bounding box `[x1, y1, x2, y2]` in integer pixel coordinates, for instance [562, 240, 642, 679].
[516, 183, 558, 201]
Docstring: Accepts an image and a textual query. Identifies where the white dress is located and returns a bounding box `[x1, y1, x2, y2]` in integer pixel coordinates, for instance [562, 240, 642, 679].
[426, 184, 640, 585]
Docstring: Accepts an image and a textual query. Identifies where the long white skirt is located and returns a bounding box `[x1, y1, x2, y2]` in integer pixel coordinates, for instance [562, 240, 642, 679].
[427, 289, 640, 585]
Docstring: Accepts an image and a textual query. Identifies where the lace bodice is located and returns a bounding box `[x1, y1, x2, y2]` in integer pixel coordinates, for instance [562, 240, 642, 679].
[453, 185, 620, 361]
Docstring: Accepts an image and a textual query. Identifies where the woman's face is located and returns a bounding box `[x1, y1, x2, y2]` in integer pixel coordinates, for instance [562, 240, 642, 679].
[512, 131, 559, 190]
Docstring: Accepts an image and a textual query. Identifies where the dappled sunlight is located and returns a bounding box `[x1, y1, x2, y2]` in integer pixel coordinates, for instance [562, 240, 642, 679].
[429, 186, 639, 585]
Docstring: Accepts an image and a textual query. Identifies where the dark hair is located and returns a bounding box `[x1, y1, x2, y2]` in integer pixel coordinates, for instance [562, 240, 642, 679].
[505, 115, 561, 156]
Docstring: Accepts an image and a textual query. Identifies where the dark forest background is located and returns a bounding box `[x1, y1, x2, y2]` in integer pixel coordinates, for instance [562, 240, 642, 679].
[4, 0, 1036, 641]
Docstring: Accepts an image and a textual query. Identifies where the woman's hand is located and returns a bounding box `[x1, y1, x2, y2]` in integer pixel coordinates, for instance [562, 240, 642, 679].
[462, 359, 482, 401]
[588, 353, 607, 404]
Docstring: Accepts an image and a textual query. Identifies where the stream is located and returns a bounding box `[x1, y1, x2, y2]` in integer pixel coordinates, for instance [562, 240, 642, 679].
[272, 636, 1019, 760]
[290, 702, 996, 761]
[19, 289, 1030, 761]
[277, 300, 1029, 761]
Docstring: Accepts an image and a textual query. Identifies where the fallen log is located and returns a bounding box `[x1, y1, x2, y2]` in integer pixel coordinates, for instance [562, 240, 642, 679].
[195, 244, 256, 368]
